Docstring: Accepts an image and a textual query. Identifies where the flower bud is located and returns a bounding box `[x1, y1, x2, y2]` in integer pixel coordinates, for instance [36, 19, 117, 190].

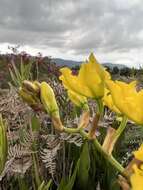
[19, 87, 44, 111]
[40, 82, 59, 116]
[19, 87, 37, 106]
[22, 80, 40, 95]
[40, 82, 63, 131]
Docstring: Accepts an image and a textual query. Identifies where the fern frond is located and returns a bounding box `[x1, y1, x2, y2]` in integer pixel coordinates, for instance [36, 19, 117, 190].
[60, 133, 83, 147]
[40, 136, 61, 177]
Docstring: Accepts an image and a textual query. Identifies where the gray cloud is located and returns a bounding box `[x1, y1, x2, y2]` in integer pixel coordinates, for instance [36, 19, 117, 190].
[0, 0, 143, 61]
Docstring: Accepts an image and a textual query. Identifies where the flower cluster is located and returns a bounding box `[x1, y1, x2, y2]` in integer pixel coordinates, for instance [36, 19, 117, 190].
[59, 53, 143, 189]
[18, 53, 143, 189]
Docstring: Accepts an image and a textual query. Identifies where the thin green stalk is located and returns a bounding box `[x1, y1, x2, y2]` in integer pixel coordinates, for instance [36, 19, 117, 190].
[36, 61, 39, 80]
[18, 176, 28, 190]
[93, 139, 126, 175]
[64, 127, 80, 133]
[96, 99, 104, 116]
[113, 116, 127, 142]
[80, 128, 126, 176]
[64, 126, 128, 177]
[29, 121, 42, 187]
[32, 153, 41, 187]
[84, 128, 127, 177]
[102, 116, 128, 155]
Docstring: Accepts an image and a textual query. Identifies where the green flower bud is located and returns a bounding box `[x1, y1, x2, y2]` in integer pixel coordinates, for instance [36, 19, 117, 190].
[40, 82, 63, 131]
[22, 80, 40, 95]
[40, 82, 59, 116]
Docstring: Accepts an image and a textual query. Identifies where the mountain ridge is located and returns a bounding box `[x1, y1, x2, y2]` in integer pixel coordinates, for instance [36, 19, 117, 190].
[52, 58, 127, 69]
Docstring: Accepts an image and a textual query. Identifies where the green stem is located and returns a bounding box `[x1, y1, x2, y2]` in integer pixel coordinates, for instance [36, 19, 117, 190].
[102, 116, 128, 155]
[113, 116, 127, 142]
[96, 99, 104, 115]
[64, 127, 89, 139]
[32, 153, 41, 187]
[18, 176, 28, 190]
[81, 128, 127, 177]
[93, 139, 126, 176]
[64, 127, 80, 133]
[64, 126, 127, 177]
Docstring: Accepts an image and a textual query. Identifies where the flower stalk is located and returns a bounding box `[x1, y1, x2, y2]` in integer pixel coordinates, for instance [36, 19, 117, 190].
[102, 116, 127, 155]
[112, 116, 127, 144]
[64, 125, 128, 178]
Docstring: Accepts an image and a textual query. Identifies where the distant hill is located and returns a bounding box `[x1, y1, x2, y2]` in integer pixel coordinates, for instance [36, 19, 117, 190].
[52, 58, 127, 69]
[103, 63, 126, 69]
[52, 58, 81, 67]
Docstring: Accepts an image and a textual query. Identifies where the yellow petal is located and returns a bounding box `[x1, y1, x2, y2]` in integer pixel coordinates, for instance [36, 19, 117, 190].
[78, 61, 104, 97]
[68, 90, 87, 108]
[130, 164, 143, 190]
[88, 53, 105, 80]
[60, 53, 111, 99]
[133, 144, 143, 161]
[60, 67, 93, 97]
[103, 88, 121, 114]
[106, 80, 143, 124]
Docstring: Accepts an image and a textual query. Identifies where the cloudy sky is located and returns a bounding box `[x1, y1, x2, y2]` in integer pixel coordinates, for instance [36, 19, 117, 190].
[0, 0, 143, 67]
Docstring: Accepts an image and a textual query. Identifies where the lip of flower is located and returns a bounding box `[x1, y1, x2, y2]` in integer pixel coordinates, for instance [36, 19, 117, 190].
[106, 80, 143, 125]
[59, 53, 111, 99]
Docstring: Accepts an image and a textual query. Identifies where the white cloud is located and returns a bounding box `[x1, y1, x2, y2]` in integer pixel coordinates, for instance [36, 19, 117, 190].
[0, 0, 143, 67]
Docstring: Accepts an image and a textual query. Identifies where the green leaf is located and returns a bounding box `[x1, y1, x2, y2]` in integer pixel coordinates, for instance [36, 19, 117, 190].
[58, 159, 80, 190]
[77, 141, 90, 190]
[23, 61, 32, 80]
[20, 58, 25, 80]
[31, 116, 40, 131]
[9, 68, 20, 86]
[44, 179, 52, 189]
[38, 179, 52, 190]
[11, 61, 22, 83]
[57, 178, 67, 190]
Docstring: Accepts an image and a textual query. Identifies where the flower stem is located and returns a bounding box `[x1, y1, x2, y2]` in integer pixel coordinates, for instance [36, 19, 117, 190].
[32, 153, 41, 187]
[102, 116, 128, 155]
[113, 116, 127, 142]
[93, 138, 126, 176]
[64, 125, 128, 178]
[63, 127, 80, 133]
[81, 128, 127, 177]
[96, 99, 104, 115]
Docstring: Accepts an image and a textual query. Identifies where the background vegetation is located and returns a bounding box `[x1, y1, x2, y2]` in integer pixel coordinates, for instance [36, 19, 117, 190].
[0, 49, 143, 189]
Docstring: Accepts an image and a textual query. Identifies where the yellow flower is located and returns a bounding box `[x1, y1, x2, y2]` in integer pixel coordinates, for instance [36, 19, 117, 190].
[60, 53, 110, 99]
[133, 144, 143, 161]
[103, 88, 121, 114]
[67, 90, 88, 109]
[130, 164, 143, 190]
[106, 80, 143, 125]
